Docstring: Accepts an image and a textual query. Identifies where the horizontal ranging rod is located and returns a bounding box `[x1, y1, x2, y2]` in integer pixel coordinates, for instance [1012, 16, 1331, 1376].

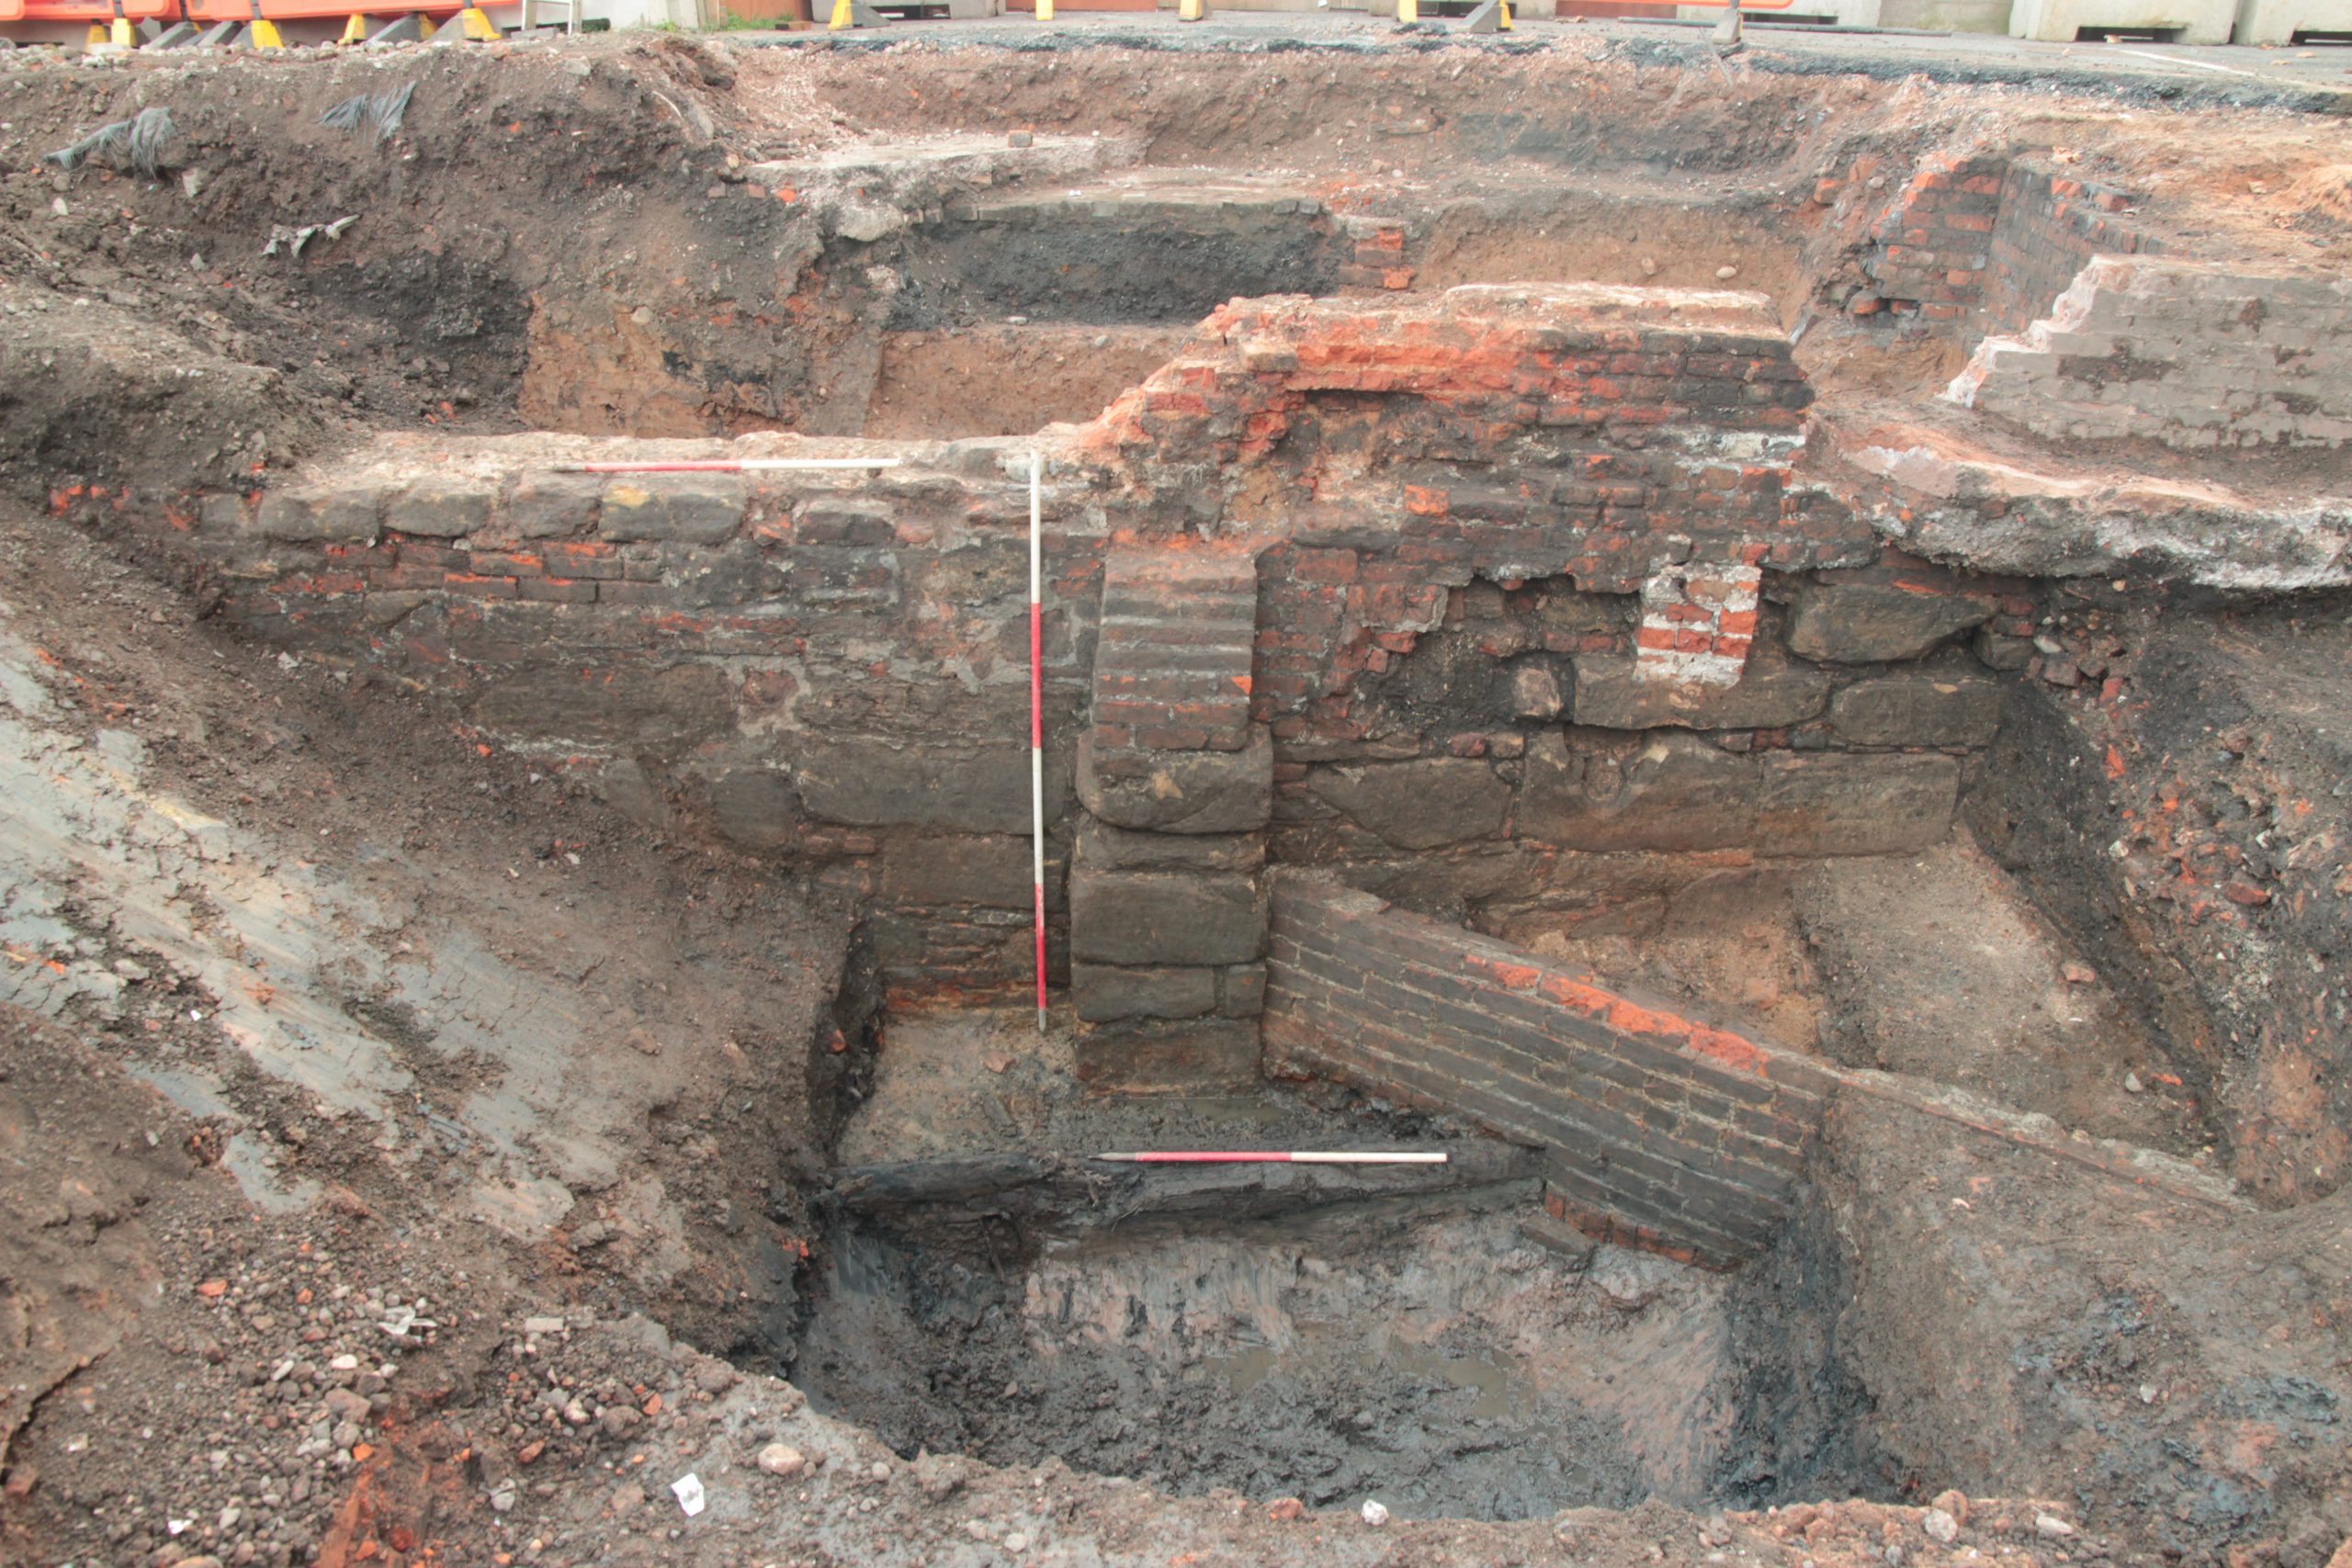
[550, 457, 903, 474]
[1091, 1151, 1451, 1165]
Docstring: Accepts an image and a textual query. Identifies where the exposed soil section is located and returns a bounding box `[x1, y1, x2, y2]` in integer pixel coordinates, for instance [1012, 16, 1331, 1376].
[865, 323, 1194, 439]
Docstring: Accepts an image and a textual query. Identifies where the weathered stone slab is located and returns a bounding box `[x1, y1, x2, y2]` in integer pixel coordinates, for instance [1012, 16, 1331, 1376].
[797, 740, 1058, 835]
[1077, 730, 1272, 834]
[1753, 752, 1959, 855]
[1828, 672, 2005, 748]
[1786, 583, 1994, 664]
[708, 768, 800, 851]
[1075, 820, 1265, 873]
[1307, 757, 1511, 850]
[1573, 654, 1832, 732]
[1516, 730, 1756, 852]
[599, 477, 748, 545]
[1069, 869, 1266, 967]
[1071, 964, 1218, 1022]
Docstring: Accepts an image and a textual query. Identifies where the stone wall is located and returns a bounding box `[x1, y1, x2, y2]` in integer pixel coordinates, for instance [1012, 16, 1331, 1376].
[1054, 286, 2020, 1079]
[175, 441, 1102, 1002]
[1949, 256, 2352, 451]
[1069, 544, 1270, 1089]
[123, 283, 2044, 1068]
[1261, 871, 1831, 1268]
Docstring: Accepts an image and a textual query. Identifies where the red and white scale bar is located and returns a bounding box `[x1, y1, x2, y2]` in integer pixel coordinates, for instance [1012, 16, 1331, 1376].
[1029, 452, 1048, 1033]
[1091, 1151, 1451, 1165]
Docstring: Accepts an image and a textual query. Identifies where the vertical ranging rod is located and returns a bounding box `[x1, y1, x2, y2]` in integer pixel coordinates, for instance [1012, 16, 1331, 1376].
[1030, 452, 1047, 1035]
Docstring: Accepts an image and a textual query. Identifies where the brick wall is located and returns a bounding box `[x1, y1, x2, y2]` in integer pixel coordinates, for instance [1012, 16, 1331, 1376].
[1261, 871, 1830, 1267]
[1981, 163, 2156, 335]
[1859, 152, 2007, 327]
[129, 285, 2037, 1032]
[1949, 256, 2352, 451]
[171, 442, 1102, 1002]
[1844, 152, 2153, 333]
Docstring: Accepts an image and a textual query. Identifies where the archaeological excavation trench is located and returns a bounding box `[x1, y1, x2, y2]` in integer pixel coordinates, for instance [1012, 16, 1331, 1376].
[1, 26, 2350, 1568]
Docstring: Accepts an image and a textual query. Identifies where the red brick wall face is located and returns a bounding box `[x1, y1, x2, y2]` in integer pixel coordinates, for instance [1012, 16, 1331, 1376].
[1262, 871, 1830, 1268]
[1850, 152, 2152, 333]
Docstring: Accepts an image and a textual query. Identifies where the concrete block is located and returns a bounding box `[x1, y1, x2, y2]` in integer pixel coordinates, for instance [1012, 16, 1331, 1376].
[2009, 0, 2233, 46]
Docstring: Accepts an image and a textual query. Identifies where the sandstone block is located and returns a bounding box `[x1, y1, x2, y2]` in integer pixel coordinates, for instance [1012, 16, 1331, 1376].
[797, 740, 1059, 835]
[599, 477, 748, 545]
[469, 664, 735, 750]
[1828, 672, 2005, 748]
[255, 488, 387, 543]
[1517, 730, 1756, 852]
[880, 834, 1034, 909]
[386, 478, 495, 539]
[1071, 964, 1218, 1023]
[1075, 820, 1265, 873]
[708, 768, 801, 851]
[1077, 730, 1272, 835]
[502, 474, 603, 539]
[1753, 751, 1959, 855]
[1074, 1016, 1261, 1093]
[1307, 757, 1511, 850]
[1573, 654, 1831, 731]
[1218, 963, 1268, 1018]
[1069, 868, 1266, 967]
[1786, 583, 1994, 664]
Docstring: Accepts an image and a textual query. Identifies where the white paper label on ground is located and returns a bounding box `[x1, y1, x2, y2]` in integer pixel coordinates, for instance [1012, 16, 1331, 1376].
[672, 1472, 707, 1517]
